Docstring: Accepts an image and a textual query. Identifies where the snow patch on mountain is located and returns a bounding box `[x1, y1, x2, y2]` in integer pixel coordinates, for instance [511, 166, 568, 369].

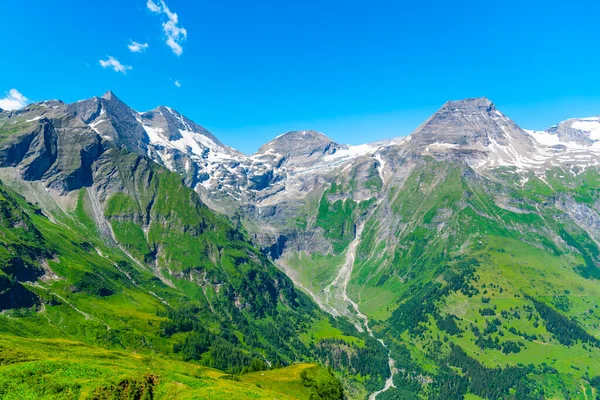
[570, 118, 600, 140]
[323, 143, 380, 164]
[525, 130, 562, 146]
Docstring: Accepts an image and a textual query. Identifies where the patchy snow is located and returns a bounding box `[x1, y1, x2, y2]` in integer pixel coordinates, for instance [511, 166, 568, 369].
[526, 118, 600, 153]
[426, 142, 459, 151]
[89, 119, 108, 136]
[323, 143, 379, 162]
[26, 116, 42, 122]
[526, 130, 562, 146]
[89, 119, 106, 128]
[172, 130, 205, 156]
[374, 153, 386, 183]
[172, 129, 240, 163]
[79, 97, 600, 211]
[571, 119, 600, 141]
[143, 125, 166, 145]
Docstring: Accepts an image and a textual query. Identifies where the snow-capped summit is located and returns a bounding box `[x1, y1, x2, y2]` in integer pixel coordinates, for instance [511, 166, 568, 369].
[535, 117, 600, 149]
[526, 117, 600, 148]
[139, 105, 242, 166]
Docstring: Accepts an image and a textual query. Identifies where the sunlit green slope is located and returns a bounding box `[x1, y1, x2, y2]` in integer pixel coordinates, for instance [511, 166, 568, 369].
[282, 156, 600, 399]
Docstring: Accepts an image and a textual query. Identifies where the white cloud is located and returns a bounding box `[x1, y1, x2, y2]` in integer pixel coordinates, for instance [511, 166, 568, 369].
[174, 80, 181, 87]
[0, 89, 29, 110]
[147, 0, 187, 56]
[128, 40, 149, 53]
[146, 0, 161, 12]
[99, 56, 132, 74]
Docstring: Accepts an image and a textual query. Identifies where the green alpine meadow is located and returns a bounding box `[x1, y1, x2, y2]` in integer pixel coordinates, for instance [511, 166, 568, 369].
[2, 90, 600, 400]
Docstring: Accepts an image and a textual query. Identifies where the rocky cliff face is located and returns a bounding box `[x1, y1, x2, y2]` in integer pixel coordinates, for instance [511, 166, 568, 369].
[0, 102, 103, 193]
[69, 91, 148, 155]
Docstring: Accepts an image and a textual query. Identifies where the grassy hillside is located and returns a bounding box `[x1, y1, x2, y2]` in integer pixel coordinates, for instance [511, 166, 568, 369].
[0, 153, 387, 399]
[282, 157, 600, 399]
[0, 334, 342, 400]
[373, 161, 600, 398]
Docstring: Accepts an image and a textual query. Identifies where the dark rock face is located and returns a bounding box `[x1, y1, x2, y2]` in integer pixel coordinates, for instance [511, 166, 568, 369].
[0, 111, 106, 193]
[262, 235, 287, 260]
[0, 277, 39, 311]
[19, 121, 58, 181]
[0, 130, 37, 167]
[248, 170, 274, 191]
[68, 96, 103, 124]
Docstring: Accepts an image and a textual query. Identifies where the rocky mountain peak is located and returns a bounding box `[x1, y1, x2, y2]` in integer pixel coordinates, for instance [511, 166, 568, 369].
[101, 90, 118, 101]
[408, 96, 531, 150]
[141, 106, 185, 141]
[256, 130, 340, 160]
[68, 91, 147, 154]
[279, 129, 331, 142]
[400, 96, 544, 171]
[443, 97, 494, 112]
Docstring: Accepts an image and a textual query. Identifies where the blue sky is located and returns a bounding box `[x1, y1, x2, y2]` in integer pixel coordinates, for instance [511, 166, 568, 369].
[1, 0, 600, 154]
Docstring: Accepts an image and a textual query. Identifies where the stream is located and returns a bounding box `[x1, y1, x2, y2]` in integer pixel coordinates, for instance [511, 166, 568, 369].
[324, 222, 397, 399]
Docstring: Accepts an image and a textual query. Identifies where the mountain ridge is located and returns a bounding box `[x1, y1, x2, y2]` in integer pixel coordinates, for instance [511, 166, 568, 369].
[15, 92, 600, 159]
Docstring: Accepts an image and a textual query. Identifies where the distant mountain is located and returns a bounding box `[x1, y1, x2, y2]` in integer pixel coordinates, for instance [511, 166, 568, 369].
[256, 130, 342, 165]
[528, 116, 600, 148]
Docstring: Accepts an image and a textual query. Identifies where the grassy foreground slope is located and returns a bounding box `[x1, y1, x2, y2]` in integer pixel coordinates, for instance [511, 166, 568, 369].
[0, 334, 341, 400]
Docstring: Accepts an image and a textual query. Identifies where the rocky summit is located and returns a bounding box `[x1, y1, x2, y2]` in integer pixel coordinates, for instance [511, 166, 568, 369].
[2, 92, 600, 399]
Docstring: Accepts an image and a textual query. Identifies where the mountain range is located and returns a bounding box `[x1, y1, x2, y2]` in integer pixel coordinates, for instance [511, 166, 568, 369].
[2, 91, 600, 399]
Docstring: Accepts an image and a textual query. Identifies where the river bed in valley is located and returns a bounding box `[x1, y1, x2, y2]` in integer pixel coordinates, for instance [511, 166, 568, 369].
[324, 221, 397, 399]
